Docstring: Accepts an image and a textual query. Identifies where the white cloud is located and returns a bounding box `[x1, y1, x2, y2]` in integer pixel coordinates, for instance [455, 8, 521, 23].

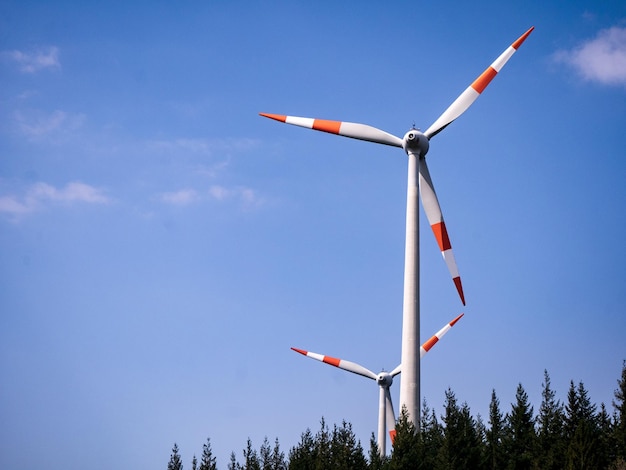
[3, 46, 60, 73]
[159, 189, 199, 205]
[0, 181, 110, 219]
[14, 109, 85, 138]
[209, 185, 263, 208]
[554, 26, 626, 86]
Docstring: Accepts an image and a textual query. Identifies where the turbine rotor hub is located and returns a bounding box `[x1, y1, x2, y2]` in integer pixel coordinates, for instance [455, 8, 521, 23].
[402, 129, 429, 156]
[377, 372, 393, 387]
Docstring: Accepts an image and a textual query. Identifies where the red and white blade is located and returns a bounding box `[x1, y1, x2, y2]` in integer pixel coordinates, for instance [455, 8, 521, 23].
[420, 313, 464, 358]
[291, 347, 378, 380]
[260, 113, 403, 148]
[419, 158, 465, 305]
[424, 27, 534, 139]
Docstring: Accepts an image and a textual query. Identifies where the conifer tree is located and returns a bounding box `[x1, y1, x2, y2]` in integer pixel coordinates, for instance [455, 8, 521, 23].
[329, 421, 367, 470]
[614, 360, 626, 461]
[487, 389, 506, 470]
[565, 381, 600, 469]
[536, 370, 565, 470]
[388, 406, 420, 470]
[270, 437, 287, 470]
[504, 383, 536, 470]
[192, 455, 198, 470]
[168, 443, 184, 470]
[367, 433, 385, 470]
[199, 438, 217, 470]
[313, 417, 331, 470]
[228, 451, 239, 470]
[288, 428, 315, 470]
[420, 400, 444, 469]
[242, 438, 261, 470]
[440, 388, 482, 469]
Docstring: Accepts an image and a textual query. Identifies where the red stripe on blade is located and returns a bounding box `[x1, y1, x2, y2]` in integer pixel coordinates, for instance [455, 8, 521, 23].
[259, 113, 287, 122]
[512, 27, 534, 50]
[389, 430, 397, 444]
[422, 335, 439, 352]
[431, 221, 451, 252]
[471, 67, 498, 94]
[313, 119, 342, 134]
[323, 356, 341, 367]
[291, 347, 307, 355]
[454, 277, 466, 306]
[449, 313, 464, 327]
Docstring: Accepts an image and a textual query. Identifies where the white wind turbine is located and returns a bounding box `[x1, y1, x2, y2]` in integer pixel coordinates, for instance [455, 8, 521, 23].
[262, 27, 533, 425]
[292, 313, 463, 456]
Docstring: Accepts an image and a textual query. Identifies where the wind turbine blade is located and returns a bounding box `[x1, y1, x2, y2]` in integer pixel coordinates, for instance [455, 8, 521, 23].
[384, 388, 397, 444]
[420, 313, 464, 358]
[390, 364, 402, 378]
[424, 27, 534, 140]
[291, 347, 378, 380]
[419, 158, 465, 305]
[260, 113, 404, 148]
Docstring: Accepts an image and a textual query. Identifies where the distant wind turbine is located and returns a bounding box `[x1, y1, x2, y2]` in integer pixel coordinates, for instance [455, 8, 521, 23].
[262, 27, 533, 425]
[292, 313, 464, 456]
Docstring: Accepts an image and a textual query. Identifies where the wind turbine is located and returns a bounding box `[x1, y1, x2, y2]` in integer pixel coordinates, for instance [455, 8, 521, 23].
[292, 313, 464, 456]
[261, 27, 533, 425]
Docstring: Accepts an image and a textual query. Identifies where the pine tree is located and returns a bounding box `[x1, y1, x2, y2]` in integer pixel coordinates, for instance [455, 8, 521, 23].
[565, 381, 600, 469]
[270, 437, 287, 470]
[329, 421, 367, 470]
[241, 438, 261, 470]
[420, 400, 444, 469]
[192, 455, 198, 470]
[536, 370, 565, 470]
[504, 383, 536, 470]
[288, 428, 315, 470]
[228, 451, 239, 470]
[614, 360, 626, 462]
[440, 388, 482, 469]
[199, 438, 217, 470]
[313, 417, 332, 470]
[367, 433, 385, 470]
[487, 389, 506, 470]
[168, 443, 184, 470]
[388, 406, 420, 470]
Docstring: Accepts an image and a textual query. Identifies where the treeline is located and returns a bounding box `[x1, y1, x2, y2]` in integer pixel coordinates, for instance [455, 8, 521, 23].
[167, 362, 626, 470]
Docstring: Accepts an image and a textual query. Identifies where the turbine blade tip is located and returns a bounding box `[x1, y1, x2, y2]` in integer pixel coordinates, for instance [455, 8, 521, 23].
[259, 113, 286, 122]
[450, 313, 464, 326]
[512, 26, 535, 49]
[291, 347, 307, 355]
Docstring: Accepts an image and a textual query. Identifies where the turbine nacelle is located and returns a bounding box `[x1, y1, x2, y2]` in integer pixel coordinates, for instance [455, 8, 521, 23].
[402, 129, 429, 156]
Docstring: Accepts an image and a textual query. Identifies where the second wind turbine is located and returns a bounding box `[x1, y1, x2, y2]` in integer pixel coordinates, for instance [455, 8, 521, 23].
[261, 26, 533, 426]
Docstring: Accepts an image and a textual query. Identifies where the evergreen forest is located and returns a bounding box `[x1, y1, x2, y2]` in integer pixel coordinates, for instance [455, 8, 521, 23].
[167, 363, 626, 470]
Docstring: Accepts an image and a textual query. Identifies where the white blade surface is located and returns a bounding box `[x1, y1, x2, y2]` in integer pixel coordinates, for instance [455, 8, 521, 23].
[291, 347, 378, 380]
[384, 387, 397, 443]
[419, 158, 465, 305]
[260, 113, 403, 148]
[424, 27, 534, 139]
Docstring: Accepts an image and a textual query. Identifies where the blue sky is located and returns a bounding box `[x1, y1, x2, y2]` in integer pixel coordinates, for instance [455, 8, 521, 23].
[1, 1, 625, 468]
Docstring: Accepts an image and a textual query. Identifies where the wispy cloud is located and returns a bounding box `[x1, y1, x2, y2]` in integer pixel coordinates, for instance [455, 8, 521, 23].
[554, 26, 626, 86]
[14, 109, 86, 139]
[209, 185, 264, 209]
[0, 182, 110, 219]
[159, 189, 199, 205]
[158, 185, 264, 209]
[3, 46, 60, 73]
[148, 137, 260, 157]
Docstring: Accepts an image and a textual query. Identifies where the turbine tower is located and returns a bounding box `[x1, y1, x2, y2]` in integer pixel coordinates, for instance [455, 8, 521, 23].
[291, 313, 463, 456]
[261, 27, 533, 426]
